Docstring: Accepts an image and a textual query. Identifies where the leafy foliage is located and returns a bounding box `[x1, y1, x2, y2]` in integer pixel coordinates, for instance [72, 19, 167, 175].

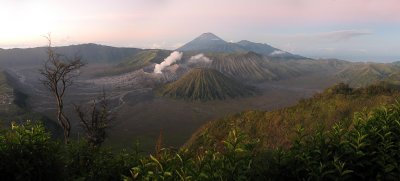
[0, 121, 63, 180]
[2, 85, 400, 180]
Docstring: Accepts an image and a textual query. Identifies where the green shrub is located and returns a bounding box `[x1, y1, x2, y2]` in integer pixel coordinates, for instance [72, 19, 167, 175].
[0, 121, 63, 180]
[2, 102, 400, 180]
[63, 139, 127, 181]
[250, 103, 400, 180]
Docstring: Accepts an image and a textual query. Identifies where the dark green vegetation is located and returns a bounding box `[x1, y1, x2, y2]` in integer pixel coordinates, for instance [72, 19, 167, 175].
[156, 68, 254, 101]
[2, 99, 400, 180]
[97, 49, 172, 76]
[186, 82, 400, 150]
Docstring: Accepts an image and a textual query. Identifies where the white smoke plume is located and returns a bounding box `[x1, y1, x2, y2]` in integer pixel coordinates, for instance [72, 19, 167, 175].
[188, 54, 212, 63]
[270, 50, 286, 56]
[154, 51, 183, 74]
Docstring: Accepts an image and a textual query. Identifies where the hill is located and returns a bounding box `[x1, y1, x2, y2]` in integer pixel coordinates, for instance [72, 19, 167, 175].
[96, 49, 172, 76]
[0, 44, 141, 66]
[337, 63, 400, 87]
[155, 68, 254, 101]
[177, 32, 303, 58]
[185, 82, 400, 149]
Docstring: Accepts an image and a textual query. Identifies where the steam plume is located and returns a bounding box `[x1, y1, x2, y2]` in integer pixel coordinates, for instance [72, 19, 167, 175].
[270, 50, 286, 56]
[154, 51, 183, 74]
[188, 54, 212, 63]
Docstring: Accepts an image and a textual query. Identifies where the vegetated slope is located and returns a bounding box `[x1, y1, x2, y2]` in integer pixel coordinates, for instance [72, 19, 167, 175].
[337, 63, 400, 87]
[0, 44, 141, 66]
[205, 52, 349, 82]
[185, 82, 400, 149]
[97, 49, 172, 76]
[0, 70, 60, 135]
[177, 32, 302, 58]
[156, 68, 254, 101]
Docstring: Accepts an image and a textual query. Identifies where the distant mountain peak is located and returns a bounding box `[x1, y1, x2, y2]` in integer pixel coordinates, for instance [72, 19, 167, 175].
[237, 40, 252, 44]
[196, 32, 225, 41]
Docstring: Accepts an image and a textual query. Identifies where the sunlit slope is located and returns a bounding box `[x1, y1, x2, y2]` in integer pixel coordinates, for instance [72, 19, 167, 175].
[186, 82, 400, 149]
[337, 63, 400, 87]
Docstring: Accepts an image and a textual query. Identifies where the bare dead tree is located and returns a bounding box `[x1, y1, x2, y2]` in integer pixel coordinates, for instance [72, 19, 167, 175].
[74, 91, 114, 147]
[39, 35, 85, 142]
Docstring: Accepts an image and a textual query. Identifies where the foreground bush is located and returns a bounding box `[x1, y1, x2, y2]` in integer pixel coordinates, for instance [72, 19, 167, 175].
[0, 121, 63, 180]
[1, 103, 400, 180]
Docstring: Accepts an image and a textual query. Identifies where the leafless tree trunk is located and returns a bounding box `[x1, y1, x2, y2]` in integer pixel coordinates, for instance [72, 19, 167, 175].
[39, 34, 84, 142]
[74, 91, 114, 147]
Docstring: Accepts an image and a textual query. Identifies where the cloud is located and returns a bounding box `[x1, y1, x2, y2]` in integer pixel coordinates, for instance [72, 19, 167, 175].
[151, 41, 166, 49]
[154, 51, 183, 74]
[316, 30, 372, 42]
[171, 42, 184, 49]
[319, 48, 335, 52]
[286, 30, 373, 43]
[270, 50, 286, 55]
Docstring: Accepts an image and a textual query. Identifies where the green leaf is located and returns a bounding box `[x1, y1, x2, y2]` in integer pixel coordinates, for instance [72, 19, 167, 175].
[150, 154, 163, 171]
[342, 170, 354, 175]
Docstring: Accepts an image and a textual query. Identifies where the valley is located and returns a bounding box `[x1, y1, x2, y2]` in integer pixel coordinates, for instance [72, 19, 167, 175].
[4, 62, 331, 151]
[0, 33, 399, 152]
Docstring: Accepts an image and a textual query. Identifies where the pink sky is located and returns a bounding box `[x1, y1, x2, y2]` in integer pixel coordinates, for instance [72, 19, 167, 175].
[0, 0, 399, 61]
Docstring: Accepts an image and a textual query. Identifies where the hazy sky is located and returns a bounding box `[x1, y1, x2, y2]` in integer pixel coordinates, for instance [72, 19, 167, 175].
[1, 0, 399, 62]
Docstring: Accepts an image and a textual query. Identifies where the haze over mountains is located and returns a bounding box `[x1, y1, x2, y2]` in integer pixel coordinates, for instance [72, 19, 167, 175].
[1, 32, 400, 152]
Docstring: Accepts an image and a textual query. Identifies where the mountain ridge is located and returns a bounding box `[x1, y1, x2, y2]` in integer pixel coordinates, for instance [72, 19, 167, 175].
[177, 32, 305, 58]
[0, 43, 142, 66]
